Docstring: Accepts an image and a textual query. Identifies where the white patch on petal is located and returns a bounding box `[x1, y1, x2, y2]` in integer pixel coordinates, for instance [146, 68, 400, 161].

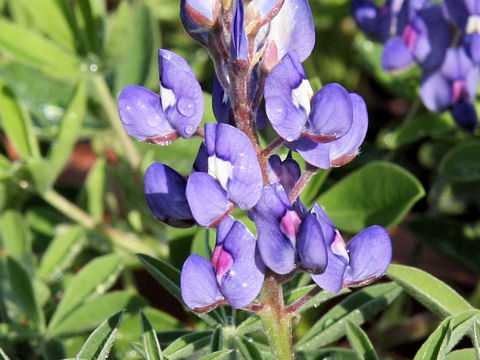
[208, 155, 234, 191]
[291, 79, 313, 115]
[160, 85, 176, 111]
[467, 15, 480, 34]
[331, 230, 349, 262]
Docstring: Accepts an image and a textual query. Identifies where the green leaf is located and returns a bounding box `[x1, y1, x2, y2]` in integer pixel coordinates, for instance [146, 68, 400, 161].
[414, 310, 480, 360]
[76, 0, 102, 54]
[199, 350, 233, 360]
[37, 225, 86, 282]
[377, 112, 454, 150]
[387, 264, 472, 318]
[472, 320, 480, 359]
[113, 3, 155, 93]
[141, 311, 163, 360]
[86, 158, 106, 222]
[48, 254, 123, 331]
[296, 348, 358, 360]
[75, 310, 124, 360]
[235, 336, 265, 360]
[14, 0, 75, 51]
[162, 331, 212, 360]
[0, 19, 80, 79]
[48, 79, 87, 179]
[445, 349, 478, 360]
[0, 82, 39, 159]
[6, 257, 45, 330]
[345, 321, 379, 360]
[319, 161, 425, 233]
[439, 141, 480, 182]
[235, 315, 263, 336]
[210, 326, 223, 352]
[136, 254, 181, 303]
[0, 210, 32, 268]
[50, 291, 145, 337]
[296, 282, 402, 351]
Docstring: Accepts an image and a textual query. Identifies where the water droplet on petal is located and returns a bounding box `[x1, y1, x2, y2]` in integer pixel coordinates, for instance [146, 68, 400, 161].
[238, 202, 247, 209]
[184, 123, 195, 135]
[177, 97, 196, 117]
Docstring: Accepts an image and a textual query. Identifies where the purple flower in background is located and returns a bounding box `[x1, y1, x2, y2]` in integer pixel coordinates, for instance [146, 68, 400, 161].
[311, 206, 392, 293]
[118, 49, 204, 145]
[267, 153, 300, 193]
[186, 123, 263, 227]
[287, 91, 369, 169]
[251, 184, 328, 275]
[444, 0, 480, 64]
[262, 0, 315, 71]
[421, 47, 479, 132]
[265, 51, 354, 143]
[181, 217, 265, 311]
[351, 0, 403, 42]
[144, 162, 195, 228]
[381, 0, 450, 72]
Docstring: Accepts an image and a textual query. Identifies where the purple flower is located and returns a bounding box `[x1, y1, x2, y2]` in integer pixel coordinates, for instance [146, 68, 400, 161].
[251, 184, 328, 275]
[420, 47, 479, 132]
[268, 153, 300, 193]
[352, 0, 403, 43]
[444, 0, 480, 64]
[181, 217, 265, 311]
[264, 51, 354, 143]
[231, 0, 248, 65]
[381, 0, 450, 72]
[186, 123, 263, 227]
[262, 0, 315, 71]
[310, 205, 392, 293]
[286, 91, 369, 169]
[144, 163, 195, 228]
[118, 50, 204, 145]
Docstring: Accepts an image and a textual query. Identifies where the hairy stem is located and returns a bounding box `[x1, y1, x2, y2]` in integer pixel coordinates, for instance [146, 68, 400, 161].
[92, 75, 141, 170]
[289, 163, 318, 203]
[258, 271, 295, 360]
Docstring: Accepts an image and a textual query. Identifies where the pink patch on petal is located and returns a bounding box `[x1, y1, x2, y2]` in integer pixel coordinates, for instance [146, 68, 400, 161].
[452, 80, 468, 103]
[212, 247, 233, 278]
[280, 210, 302, 245]
[401, 24, 418, 51]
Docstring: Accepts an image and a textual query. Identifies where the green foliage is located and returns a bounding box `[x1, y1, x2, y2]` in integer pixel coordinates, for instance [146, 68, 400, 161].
[319, 161, 425, 233]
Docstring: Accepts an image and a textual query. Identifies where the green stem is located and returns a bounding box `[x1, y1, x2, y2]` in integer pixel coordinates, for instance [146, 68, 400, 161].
[42, 189, 153, 256]
[92, 75, 141, 170]
[258, 271, 295, 360]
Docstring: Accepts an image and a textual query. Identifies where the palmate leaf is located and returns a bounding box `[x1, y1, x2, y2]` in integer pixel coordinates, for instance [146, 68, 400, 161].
[140, 311, 163, 360]
[199, 350, 234, 360]
[445, 349, 478, 360]
[37, 225, 85, 282]
[48, 254, 123, 333]
[387, 265, 472, 318]
[0, 81, 40, 160]
[235, 336, 265, 360]
[345, 321, 379, 360]
[75, 310, 124, 360]
[6, 256, 45, 331]
[319, 161, 425, 233]
[0, 19, 80, 80]
[414, 310, 480, 360]
[161, 331, 212, 360]
[295, 282, 402, 351]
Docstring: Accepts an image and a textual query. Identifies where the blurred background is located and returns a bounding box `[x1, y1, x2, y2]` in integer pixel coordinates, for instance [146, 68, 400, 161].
[0, 0, 478, 359]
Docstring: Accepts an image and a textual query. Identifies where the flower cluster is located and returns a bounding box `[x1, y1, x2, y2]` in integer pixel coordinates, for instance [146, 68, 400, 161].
[118, 0, 392, 312]
[352, 0, 480, 132]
